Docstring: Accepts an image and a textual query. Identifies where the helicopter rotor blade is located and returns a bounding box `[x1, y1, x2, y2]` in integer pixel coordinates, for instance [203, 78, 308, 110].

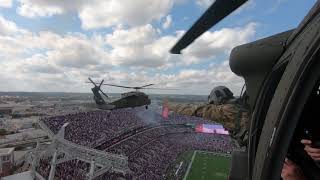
[88, 77, 97, 86]
[139, 84, 155, 88]
[102, 84, 135, 89]
[170, 0, 247, 54]
[87, 77, 109, 98]
[99, 89, 109, 99]
[99, 79, 104, 88]
[141, 87, 179, 90]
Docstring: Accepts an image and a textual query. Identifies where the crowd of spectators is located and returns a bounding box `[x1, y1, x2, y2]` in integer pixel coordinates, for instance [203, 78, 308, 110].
[41, 108, 145, 147]
[38, 107, 234, 179]
[37, 157, 89, 179]
[97, 132, 232, 179]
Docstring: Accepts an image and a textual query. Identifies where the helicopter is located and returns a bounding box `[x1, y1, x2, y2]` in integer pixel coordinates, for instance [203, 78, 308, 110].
[170, 0, 320, 179]
[87, 77, 173, 110]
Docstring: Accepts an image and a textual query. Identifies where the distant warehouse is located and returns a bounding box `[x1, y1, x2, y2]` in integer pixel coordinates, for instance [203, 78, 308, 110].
[0, 106, 13, 116]
[0, 148, 14, 177]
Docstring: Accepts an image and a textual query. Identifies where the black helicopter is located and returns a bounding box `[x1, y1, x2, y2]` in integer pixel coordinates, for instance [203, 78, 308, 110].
[171, 0, 320, 179]
[88, 77, 169, 110]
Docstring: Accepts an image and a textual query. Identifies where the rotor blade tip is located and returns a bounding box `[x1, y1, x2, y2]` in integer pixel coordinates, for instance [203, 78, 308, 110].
[170, 48, 181, 54]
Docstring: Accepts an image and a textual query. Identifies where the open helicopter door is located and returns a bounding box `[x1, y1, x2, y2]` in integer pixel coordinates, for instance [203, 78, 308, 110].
[228, 29, 294, 180]
[251, 2, 320, 179]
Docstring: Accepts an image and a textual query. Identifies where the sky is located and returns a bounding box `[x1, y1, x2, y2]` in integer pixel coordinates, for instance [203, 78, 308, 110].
[0, 0, 317, 95]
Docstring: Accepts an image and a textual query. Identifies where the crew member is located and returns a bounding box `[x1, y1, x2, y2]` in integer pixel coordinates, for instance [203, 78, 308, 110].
[168, 86, 249, 146]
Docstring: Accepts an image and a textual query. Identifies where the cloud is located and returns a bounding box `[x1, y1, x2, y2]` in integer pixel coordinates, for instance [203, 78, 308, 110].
[162, 15, 172, 29]
[0, 13, 254, 94]
[96, 61, 244, 95]
[183, 22, 257, 59]
[0, 0, 12, 8]
[79, 0, 175, 30]
[16, 0, 87, 17]
[20, 54, 62, 74]
[45, 36, 108, 68]
[17, 0, 64, 17]
[196, 0, 215, 8]
[0, 16, 22, 35]
[171, 62, 244, 95]
[268, 0, 289, 13]
[104, 22, 256, 68]
[106, 24, 174, 68]
[16, 0, 177, 30]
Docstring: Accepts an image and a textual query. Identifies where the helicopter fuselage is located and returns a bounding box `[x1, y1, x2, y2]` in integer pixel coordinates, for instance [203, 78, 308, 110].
[109, 91, 151, 109]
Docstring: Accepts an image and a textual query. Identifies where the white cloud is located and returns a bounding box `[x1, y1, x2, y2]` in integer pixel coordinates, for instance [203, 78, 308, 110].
[104, 22, 256, 69]
[0, 13, 254, 94]
[196, 0, 215, 8]
[184, 22, 257, 59]
[0, 0, 12, 8]
[0, 16, 22, 35]
[172, 63, 244, 94]
[16, 0, 87, 17]
[162, 15, 172, 29]
[79, 0, 175, 29]
[17, 0, 64, 17]
[96, 61, 244, 95]
[106, 24, 173, 68]
[16, 0, 177, 30]
[45, 36, 108, 68]
[106, 24, 157, 47]
[20, 54, 61, 74]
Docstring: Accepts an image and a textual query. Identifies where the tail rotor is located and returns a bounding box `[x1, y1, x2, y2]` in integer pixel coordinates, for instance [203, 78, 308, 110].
[87, 77, 109, 100]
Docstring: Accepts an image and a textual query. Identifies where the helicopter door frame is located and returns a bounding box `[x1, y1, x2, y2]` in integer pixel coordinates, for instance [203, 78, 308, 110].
[251, 23, 320, 179]
[246, 60, 289, 178]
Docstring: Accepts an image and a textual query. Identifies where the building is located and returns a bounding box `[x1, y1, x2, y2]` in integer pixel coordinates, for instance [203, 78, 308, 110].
[2, 171, 33, 180]
[0, 107, 12, 116]
[0, 148, 14, 177]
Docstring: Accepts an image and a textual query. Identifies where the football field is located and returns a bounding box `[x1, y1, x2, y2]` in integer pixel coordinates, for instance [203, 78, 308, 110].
[184, 151, 231, 180]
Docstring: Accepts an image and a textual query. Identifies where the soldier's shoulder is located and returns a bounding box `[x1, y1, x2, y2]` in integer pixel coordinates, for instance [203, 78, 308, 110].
[167, 102, 205, 107]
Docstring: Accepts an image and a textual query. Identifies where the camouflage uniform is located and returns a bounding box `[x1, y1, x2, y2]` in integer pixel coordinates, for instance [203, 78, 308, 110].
[168, 102, 249, 146]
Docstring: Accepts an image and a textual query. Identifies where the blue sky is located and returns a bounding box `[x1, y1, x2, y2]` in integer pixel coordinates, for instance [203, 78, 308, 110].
[0, 0, 317, 95]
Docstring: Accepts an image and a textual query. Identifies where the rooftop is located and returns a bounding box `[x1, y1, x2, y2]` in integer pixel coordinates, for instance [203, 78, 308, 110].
[2, 171, 33, 180]
[0, 147, 14, 155]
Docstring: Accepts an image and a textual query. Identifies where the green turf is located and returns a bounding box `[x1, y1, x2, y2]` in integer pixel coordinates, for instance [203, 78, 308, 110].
[186, 151, 231, 180]
[165, 151, 194, 179]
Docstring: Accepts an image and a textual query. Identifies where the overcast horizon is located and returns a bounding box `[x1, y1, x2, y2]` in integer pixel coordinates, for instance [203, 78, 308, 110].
[0, 0, 316, 95]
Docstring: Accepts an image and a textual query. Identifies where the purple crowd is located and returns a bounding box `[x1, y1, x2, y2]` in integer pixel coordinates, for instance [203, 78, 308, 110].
[41, 108, 145, 147]
[38, 108, 234, 179]
[102, 131, 232, 179]
[37, 158, 89, 179]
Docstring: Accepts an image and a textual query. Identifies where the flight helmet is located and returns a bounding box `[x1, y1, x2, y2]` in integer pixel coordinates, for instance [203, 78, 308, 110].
[208, 86, 234, 105]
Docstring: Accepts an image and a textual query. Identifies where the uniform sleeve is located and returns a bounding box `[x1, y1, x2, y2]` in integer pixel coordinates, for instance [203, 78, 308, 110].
[168, 102, 249, 146]
[197, 104, 249, 146]
[167, 102, 202, 116]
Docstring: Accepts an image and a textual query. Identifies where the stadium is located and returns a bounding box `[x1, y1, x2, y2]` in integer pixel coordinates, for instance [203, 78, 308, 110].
[34, 107, 235, 179]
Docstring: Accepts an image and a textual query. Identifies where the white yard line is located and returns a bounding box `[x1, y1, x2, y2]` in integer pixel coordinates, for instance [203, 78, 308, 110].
[196, 150, 231, 158]
[175, 161, 184, 176]
[183, 151, 197, 180]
